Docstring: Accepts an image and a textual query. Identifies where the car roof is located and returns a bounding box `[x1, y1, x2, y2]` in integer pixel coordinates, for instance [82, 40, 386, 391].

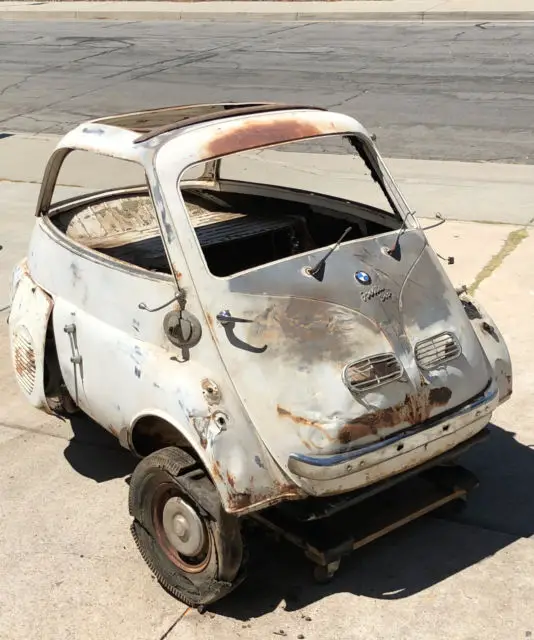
[91, 102, 327, 141]
[37, 103, 375, 217]
[52, 102, 369, 168]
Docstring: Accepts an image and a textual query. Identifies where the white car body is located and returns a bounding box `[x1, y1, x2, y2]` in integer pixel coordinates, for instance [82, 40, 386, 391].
[8, 103, 512, 518]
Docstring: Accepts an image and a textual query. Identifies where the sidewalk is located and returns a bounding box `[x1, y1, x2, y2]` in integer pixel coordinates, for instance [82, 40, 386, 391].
[0, 0, 533, 22]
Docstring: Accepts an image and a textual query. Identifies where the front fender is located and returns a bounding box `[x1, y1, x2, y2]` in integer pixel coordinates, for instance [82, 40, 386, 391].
[127, 407, 304, 517]
[458, 291, 512, 404]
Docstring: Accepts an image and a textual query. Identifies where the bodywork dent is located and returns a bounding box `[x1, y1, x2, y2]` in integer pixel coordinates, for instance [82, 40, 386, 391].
[226, 481, 302, 514]
[457, 292, 513, 403]
[277, 384, 453, 449]
[338, 386, 452, 445]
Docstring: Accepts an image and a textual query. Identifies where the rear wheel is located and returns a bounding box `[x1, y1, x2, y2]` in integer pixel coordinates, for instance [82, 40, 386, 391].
[128, 446, 246, 607]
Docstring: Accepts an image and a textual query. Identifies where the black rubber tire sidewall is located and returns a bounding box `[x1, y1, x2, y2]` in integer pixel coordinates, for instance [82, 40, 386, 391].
[128, 447, 244, 606]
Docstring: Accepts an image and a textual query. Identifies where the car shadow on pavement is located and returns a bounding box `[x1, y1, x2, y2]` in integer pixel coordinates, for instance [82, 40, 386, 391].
[212, 422, 534, 620]
[63, 412, 137, 483]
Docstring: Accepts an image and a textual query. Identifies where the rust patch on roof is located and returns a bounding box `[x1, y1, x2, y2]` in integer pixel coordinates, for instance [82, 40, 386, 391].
[171, 263, 182, 281]
[202, 116, 335, 161]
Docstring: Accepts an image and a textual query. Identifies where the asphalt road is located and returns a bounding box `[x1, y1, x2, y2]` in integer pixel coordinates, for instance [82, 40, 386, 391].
[0, 20, 533, 164]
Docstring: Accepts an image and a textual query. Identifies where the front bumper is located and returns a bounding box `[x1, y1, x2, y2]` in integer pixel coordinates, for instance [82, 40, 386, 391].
[288, 380, 498, 492]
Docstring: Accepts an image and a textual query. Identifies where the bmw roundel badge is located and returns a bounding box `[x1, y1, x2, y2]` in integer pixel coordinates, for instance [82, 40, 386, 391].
[355, 271, 371, 285]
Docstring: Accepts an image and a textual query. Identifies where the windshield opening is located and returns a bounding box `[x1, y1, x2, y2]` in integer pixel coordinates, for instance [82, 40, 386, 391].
[177, 133, 406, 278]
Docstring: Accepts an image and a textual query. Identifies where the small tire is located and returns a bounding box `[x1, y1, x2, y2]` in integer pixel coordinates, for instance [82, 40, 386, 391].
[128, 446, 246, 607]
[58, 385, 79, 414]
[313, 565, 334, 584]
[435, 495, 468, 518]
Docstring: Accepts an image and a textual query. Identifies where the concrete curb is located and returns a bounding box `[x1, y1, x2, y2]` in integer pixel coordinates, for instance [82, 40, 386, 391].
[0, 8, 533, 22]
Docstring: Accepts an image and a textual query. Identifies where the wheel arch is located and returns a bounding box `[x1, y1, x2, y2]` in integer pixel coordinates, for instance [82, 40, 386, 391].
[127, 410, 238, 513]
[128, 410, 208, 466]
[126, 409, 302, 517]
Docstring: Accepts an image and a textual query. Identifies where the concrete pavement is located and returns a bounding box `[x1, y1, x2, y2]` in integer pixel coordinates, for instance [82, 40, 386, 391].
[1, 130, 534, 638]
[1, 0, 534, 22]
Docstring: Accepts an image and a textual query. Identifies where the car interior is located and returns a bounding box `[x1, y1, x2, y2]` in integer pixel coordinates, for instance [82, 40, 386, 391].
[49, 181, 401, 278]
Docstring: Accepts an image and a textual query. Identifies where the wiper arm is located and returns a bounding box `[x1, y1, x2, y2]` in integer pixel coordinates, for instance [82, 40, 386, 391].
[306, 226, 353, 282]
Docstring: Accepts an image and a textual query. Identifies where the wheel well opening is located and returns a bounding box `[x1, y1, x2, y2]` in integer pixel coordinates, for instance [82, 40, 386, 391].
[43, 317, 77, 414]
[131, 416, 193, 457]
[43, 319, 62, 395]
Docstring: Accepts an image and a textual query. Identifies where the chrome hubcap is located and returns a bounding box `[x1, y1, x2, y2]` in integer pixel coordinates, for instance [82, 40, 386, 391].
[161, 496, 205, 557]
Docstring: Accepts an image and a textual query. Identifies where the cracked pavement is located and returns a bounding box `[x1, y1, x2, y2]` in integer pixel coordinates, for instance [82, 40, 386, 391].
[0, 21, 533, 163]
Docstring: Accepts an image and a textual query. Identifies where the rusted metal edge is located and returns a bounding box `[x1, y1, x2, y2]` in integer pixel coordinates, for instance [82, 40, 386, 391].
[279, 428, 487, 522]
[133, 103, 328, 144]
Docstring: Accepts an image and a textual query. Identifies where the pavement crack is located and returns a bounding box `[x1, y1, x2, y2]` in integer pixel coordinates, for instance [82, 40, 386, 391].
[0, 421, 69, 442]
[0, 41, 129, 100]
[327, 89, 367, 111]
[261, 22, 311, 38]
[0, 39, 136, 126]
[468, 226, 529, 295]
[0, 73, 35, 98]
[11, 28, 278, 121]
[158, 608, 191, 640]
[101, 32, 253, 82]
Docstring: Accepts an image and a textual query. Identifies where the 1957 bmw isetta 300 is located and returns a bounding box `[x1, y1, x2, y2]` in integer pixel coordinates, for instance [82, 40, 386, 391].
[8, 103, 512, 606]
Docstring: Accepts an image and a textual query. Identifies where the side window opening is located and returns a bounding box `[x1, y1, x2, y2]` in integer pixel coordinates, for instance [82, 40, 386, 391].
[47, 150, 171, 275]
[178, 134, 405, 278]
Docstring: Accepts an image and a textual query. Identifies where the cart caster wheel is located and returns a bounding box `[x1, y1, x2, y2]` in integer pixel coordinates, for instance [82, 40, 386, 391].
[313, 560, 340, 584]
[437, 495, 468, 517]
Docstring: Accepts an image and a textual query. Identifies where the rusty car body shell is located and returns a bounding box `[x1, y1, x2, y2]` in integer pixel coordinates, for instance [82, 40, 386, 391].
[8, 103, 512, 516]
